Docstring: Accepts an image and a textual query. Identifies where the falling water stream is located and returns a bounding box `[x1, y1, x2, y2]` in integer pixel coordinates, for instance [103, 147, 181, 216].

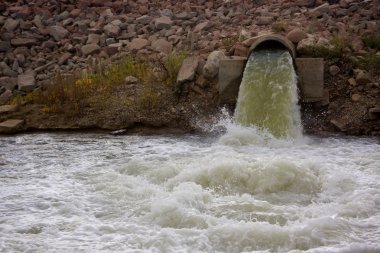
[1, 49, 379, 252]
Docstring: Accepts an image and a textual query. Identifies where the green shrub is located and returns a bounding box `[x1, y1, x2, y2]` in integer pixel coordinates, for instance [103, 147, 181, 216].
[363, 35, 380, 51]
[160, 51, 188, 86]
[357, 55, 380, 74]
[16, 52, 189, 114]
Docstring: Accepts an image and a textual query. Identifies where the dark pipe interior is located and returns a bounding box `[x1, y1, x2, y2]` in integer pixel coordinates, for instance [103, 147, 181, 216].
[253, 40, 288, 51]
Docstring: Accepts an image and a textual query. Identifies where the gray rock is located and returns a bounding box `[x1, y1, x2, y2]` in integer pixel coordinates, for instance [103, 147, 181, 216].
[0, 90, 12, 105]
[18, 74, 36, 92]
[175, 12, 190, 20]
[0, 119, 24, 134]
[136, 15, 152, 25]
[177, 56, 199, 84]
[351, 93, 361, 102]
[160, 9, 173, 18]
[309, 3, 330, 18]
[48, 25, 69, 41]
[0, 41, 11, 52]
[3, 18, 19, 32]
[107, 43, 122, 55]
[103, 23, 120, 37]
[11, 38, 38, 47]
[329, 65, 340, 76]
[0, 76, 17, 90]
[106, 38, 116, 45]
[286, 28, 307, 43]
[256, 17, 273, 26]
[193, 21, 210, 33]
[297, 36, 316, 54]
[355, 71, 372, 85]
[203, 51, 226, 79]
[87, 34, 100, 44]
[81, 43, 101, 56]
[3, 68, 18, 77]
[151, 38, 172, 54]
[155, 16, 173, 30]
[128, 38, 149, 51]
[347, 78, 357, 86]
[125, 76, 138, 84]
[0, 105, 17, 114]
[58, 53, 72, 65]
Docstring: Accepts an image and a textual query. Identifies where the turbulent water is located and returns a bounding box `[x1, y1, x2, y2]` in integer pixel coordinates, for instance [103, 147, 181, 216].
[1, 129, 379, 252]
[234, 49, 301, 138]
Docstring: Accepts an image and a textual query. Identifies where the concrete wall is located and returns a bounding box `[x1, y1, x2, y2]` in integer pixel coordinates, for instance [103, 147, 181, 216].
[218, 57, 246, 104]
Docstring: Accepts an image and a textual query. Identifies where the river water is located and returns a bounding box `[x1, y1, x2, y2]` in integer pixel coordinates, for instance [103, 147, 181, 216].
[1, 125, 379, 252]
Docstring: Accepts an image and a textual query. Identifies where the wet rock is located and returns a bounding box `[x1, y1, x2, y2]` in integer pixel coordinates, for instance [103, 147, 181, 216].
[286, 28, 307, 43]
[151, 38, 172, 54]
[128, 38, 149, 51]
[18, 74, 36, 92]
[330, 119, 346, 132]
[48, 26, 69, 41]
[0, 119, 24, 134]
[329, 65, 340, 76]
[203, 51, 225, 79]
[154, 16, 173, 30]
[177, 56, 199, 84]
[81, 43, 101, 56]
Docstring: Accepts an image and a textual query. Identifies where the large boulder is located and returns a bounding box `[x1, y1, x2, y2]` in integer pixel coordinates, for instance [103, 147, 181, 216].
[177, 56, 199, 84]
[154, 16, 173, 30]
[127, 38, 149, 51]
[286, 29, 307, 43]
[151, 38, 172, 54]
[3, 18, 19, 32]
[0, 119, 24, 134]
[11, 38, 38, 47]
[81, 43, 101, 56]
[48, 25, 69, 41]
[0, 105, 17, 114]
[203, 51, 226, 79]
[17, 74, 36, 92]
[103, 23, 120, 37]
[297, 35, 316, 54]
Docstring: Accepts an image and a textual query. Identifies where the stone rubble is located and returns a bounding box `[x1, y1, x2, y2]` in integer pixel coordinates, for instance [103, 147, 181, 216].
[0, 0, 378, 135]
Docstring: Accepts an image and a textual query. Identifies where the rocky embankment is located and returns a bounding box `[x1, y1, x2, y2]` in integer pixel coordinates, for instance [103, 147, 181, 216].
[0, 0, 379, 135]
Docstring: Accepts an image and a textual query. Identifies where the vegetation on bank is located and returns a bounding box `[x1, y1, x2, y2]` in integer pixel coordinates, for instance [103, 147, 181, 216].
[12, 52, 188, 115]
